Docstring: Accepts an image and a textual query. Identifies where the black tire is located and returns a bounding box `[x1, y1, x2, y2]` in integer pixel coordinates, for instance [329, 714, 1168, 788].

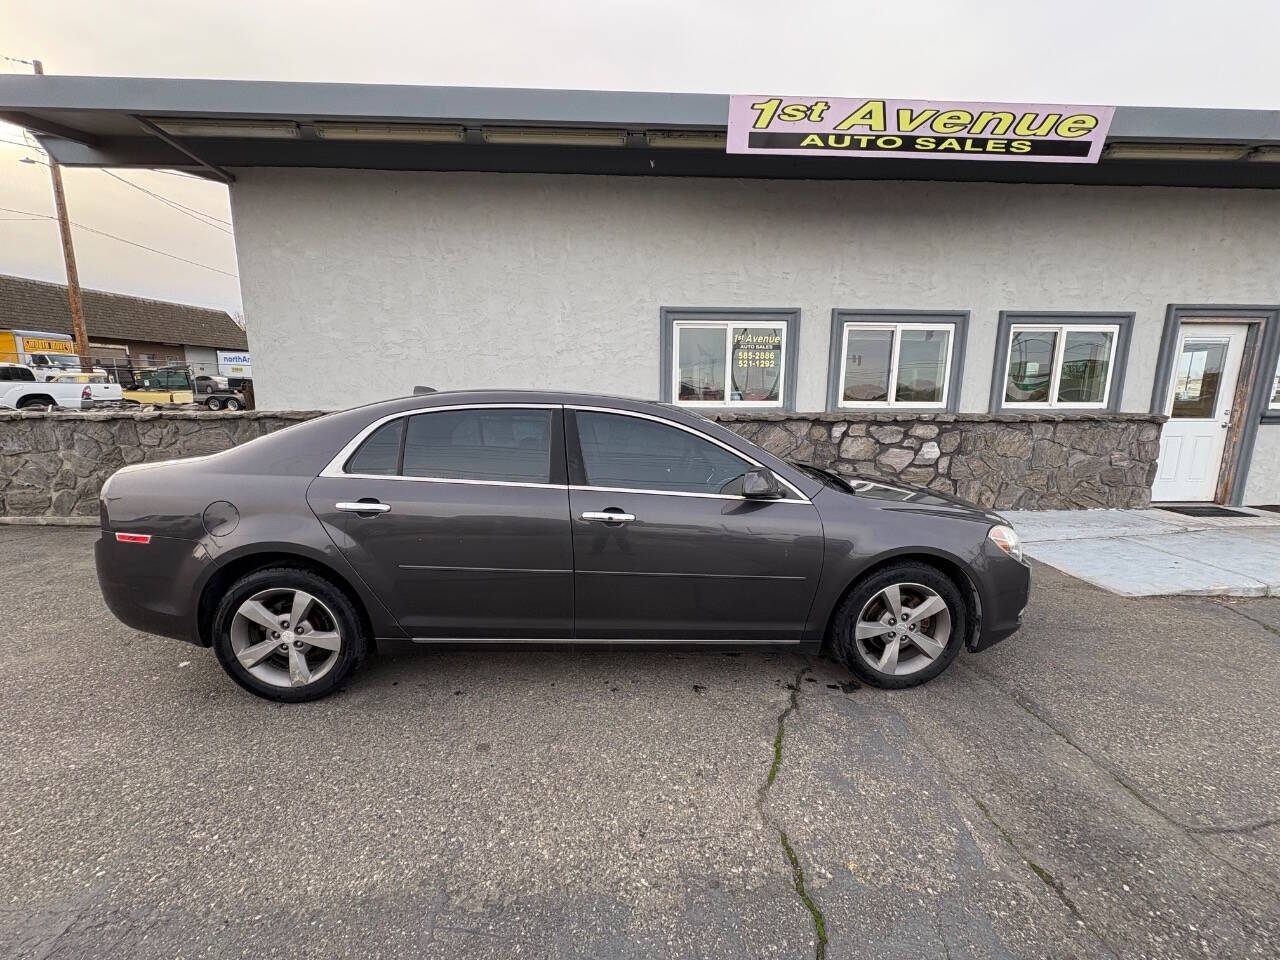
[830, 561, 967, 689]
[205, 396, 223, 411]
[211, 566, 368, 702]
[224, 397, 243, 411]
[17, 396, 55, 410]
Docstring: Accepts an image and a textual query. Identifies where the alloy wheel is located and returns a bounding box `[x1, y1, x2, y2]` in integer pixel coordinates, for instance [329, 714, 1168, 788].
[854, 582, 951, 677]
[229, 588, 343, 688]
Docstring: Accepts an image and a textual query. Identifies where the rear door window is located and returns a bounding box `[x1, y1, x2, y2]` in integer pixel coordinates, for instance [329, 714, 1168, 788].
[401, 408, 553, 483]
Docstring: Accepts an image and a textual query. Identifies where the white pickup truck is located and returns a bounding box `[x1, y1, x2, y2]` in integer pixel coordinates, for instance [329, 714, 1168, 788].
[0, 363, 99, 409]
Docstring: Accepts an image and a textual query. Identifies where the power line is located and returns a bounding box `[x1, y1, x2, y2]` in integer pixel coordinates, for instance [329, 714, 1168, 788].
[100, 169, 233, 232]
[0, 205, 239, 278]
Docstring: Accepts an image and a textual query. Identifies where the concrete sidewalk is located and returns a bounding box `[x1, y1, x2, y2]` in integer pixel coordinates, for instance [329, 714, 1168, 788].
[1004, 506, 1280, 596]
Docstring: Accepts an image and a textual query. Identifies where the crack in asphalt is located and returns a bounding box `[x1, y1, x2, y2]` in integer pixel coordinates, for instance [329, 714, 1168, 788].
[967, 795, 1120, 959]
[960, 660, 1280, 845]
[757, 664, 828, 960]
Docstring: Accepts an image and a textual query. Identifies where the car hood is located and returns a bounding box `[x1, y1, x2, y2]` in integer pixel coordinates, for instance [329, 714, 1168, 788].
[791, 462, 1007, 526]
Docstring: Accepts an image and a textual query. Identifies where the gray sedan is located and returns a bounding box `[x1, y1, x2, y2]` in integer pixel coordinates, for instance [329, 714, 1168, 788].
[95, 391, 1030, 701]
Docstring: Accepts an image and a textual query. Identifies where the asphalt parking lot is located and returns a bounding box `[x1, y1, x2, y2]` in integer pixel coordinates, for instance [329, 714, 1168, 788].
[1, 526, 1277, 959]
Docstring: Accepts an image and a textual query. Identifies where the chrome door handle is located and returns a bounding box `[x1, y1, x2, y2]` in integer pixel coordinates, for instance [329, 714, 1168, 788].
[336, 501, 391, 514]
[581, 510, 636, 523]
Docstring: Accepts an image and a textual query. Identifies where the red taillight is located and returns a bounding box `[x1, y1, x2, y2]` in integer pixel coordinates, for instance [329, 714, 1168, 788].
[81, 385, 92, 400]
[115, 532, 152, 544]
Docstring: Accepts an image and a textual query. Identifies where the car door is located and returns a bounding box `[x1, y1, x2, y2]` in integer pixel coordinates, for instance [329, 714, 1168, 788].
[307, 404, 573, 638]
[566, 407, 824, 642]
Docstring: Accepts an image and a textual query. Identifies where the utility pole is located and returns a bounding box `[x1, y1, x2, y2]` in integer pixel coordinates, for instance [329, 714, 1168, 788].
[32, 59, 90, 371]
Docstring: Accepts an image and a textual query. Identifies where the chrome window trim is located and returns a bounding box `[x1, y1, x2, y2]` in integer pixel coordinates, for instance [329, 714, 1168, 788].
[337, 472, 565, 490]
[318, 402, 562, 482]
[319, 399, 811, 503]
[569, 404, 810, 502]
[569, 483, 808, 504]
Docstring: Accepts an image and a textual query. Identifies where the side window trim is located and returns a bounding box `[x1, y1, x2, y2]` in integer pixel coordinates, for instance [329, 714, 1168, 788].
[322, 403, 566, 488]
[565, 405, 809, 502]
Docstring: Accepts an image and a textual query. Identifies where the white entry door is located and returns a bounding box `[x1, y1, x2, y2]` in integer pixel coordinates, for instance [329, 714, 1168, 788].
[1152, 323, 1248, 502]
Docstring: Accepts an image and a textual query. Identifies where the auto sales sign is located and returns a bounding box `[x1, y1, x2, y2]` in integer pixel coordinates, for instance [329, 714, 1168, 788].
[727, 96, 1114, 163]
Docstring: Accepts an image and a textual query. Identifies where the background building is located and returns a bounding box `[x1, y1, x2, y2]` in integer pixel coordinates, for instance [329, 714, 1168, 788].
[1, 77, 1278, 505]
[0, 273, 247, 376]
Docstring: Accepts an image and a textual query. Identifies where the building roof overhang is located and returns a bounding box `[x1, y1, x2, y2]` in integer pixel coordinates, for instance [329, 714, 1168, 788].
[3, 75, 1280, 188]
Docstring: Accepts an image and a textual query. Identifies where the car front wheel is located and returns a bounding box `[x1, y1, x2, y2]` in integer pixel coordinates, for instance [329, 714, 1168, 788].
[831, 562, 967, 688]
[211, 567, 367, 702]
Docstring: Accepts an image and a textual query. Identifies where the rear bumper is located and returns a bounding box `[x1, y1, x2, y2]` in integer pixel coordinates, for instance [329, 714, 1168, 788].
[968, 551, 1031, 653]
[95, 531, 207, 645]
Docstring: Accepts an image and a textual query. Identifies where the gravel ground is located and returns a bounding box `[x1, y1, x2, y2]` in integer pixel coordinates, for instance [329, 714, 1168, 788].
[1, 526, 1277, 959]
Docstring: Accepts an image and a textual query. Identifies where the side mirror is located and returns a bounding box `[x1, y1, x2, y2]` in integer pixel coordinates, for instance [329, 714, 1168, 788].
[742, 466, 784, 499]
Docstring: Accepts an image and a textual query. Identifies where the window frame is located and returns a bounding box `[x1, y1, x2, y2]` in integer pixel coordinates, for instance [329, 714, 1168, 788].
[660, 307, 800, 411]
[990, 311, 1134, 413]
[827, 310, 968, 411]
[324, 403, 566, 489]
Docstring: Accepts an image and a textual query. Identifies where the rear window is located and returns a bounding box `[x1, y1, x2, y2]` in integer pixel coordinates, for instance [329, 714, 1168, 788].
[0, 367, 36, 382]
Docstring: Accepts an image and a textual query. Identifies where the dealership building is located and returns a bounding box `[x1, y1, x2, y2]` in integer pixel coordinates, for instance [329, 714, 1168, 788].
[3, 76, 1280, 508]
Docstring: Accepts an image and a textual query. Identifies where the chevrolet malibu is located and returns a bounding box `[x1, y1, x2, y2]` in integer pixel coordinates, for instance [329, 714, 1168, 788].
[95, 391, 1030, 701]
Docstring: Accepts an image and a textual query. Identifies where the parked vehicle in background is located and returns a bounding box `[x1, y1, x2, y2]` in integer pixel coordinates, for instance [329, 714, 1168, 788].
[0, 329, 106, 380]
[0, 363, 95, 409]
[203, 392, 245, 411]
[95, 390, 1031, 702]
[50, 372, 124, 404]
[0, 362, 37, 384]
[122, 366, 195, 405]
[194, 375, 230, 394]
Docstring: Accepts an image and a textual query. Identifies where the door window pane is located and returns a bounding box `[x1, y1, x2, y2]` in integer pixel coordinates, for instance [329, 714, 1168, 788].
[1058, 330, 1114, 403]
[1005, 330, 1059, 403]
[843, 328, 893, 403]
[346, 419, 404, 475]
[402, 409, 552, 483]
[1171, 340, 1227, 419]
[730, 327, 782, 403]
[576, 411, 750, 495]
[896, 329, 950, 403]
[677, 327, 727, 402]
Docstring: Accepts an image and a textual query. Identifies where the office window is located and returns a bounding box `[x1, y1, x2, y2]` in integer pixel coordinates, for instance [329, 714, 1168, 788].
[828, 311, 967, 411]
[992, 313, 1132, 412]
[838, 323, 953, 407]
[663, 309, 799, 409]
[1003, 325, 1117, 407]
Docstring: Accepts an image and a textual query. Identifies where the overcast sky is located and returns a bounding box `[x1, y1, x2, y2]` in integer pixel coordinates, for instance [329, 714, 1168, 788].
[3, 0, 1279, 313]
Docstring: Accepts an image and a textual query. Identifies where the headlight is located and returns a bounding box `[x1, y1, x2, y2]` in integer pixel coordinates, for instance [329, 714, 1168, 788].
[988, 524, 1024, 562]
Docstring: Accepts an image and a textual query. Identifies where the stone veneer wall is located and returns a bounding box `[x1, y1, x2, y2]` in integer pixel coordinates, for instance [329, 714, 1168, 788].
[0, 409, 1163, 520]
[715, 412, 1164, 511]
[0, 411, 322, 520]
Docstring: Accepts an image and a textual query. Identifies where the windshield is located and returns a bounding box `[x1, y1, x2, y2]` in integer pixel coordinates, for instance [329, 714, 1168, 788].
[47, 354, 79, 368]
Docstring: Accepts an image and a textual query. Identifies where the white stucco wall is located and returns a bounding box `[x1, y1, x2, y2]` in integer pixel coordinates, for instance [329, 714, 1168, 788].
[231, 169, 1280, 416]
[1244, 425, 1280, 505]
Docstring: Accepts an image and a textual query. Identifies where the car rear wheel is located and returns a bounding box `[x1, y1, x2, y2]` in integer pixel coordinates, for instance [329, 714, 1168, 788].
[211, 567, 367, 702]
[831, 562, 967, 688]
[224, 397, 243, 411]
